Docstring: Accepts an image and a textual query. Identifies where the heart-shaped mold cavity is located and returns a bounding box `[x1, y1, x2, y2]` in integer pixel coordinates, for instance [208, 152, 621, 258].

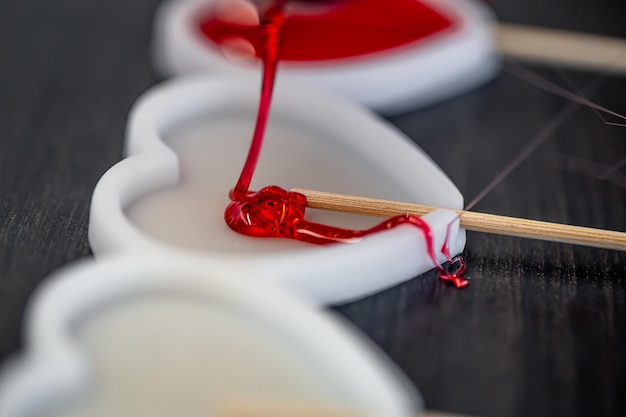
[88, 75, 466, 304]
[0, 257, 421, 416]
[153, 0, 499, 112]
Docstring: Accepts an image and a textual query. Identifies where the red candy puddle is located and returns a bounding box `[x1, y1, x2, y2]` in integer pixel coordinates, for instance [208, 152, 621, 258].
[223, 0, 468, 288]
[198, 0, 454, 62]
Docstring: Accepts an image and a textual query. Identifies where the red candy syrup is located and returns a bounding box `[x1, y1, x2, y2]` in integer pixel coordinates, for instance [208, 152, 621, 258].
[224, 1, 468, 288]
[198, 0, 454, 62]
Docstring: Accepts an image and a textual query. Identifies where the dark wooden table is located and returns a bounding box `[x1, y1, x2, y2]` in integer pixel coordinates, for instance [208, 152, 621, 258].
[0, 1, 624, 416]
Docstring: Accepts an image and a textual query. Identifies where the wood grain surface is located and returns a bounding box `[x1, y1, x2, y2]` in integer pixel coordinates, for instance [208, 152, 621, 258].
[0, 1, 624, 416]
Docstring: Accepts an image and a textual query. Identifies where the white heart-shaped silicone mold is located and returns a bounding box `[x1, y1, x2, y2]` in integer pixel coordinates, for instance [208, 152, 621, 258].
[0, 257, 421, 417]
[88, 75, 466, 304]
[152, 0, 499, 113]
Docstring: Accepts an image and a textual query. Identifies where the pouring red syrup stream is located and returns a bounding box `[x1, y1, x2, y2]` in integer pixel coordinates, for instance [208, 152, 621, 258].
[224, 0, 468, 288]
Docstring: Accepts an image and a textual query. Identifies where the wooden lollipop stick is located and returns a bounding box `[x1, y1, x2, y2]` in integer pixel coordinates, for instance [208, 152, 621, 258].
[217, 395, 364, 417]
[217, 395, 467, 417]
[495, 23, 626, 75]
[292, 188, 626, 252]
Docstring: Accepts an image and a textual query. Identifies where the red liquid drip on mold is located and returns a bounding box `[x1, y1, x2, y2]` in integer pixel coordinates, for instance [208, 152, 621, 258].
[199, 0, 454, 62]
[225, 1, 468, 288]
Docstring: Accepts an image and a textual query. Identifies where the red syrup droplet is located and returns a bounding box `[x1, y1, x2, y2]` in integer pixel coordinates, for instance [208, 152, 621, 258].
[224, 1, 468, 288]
